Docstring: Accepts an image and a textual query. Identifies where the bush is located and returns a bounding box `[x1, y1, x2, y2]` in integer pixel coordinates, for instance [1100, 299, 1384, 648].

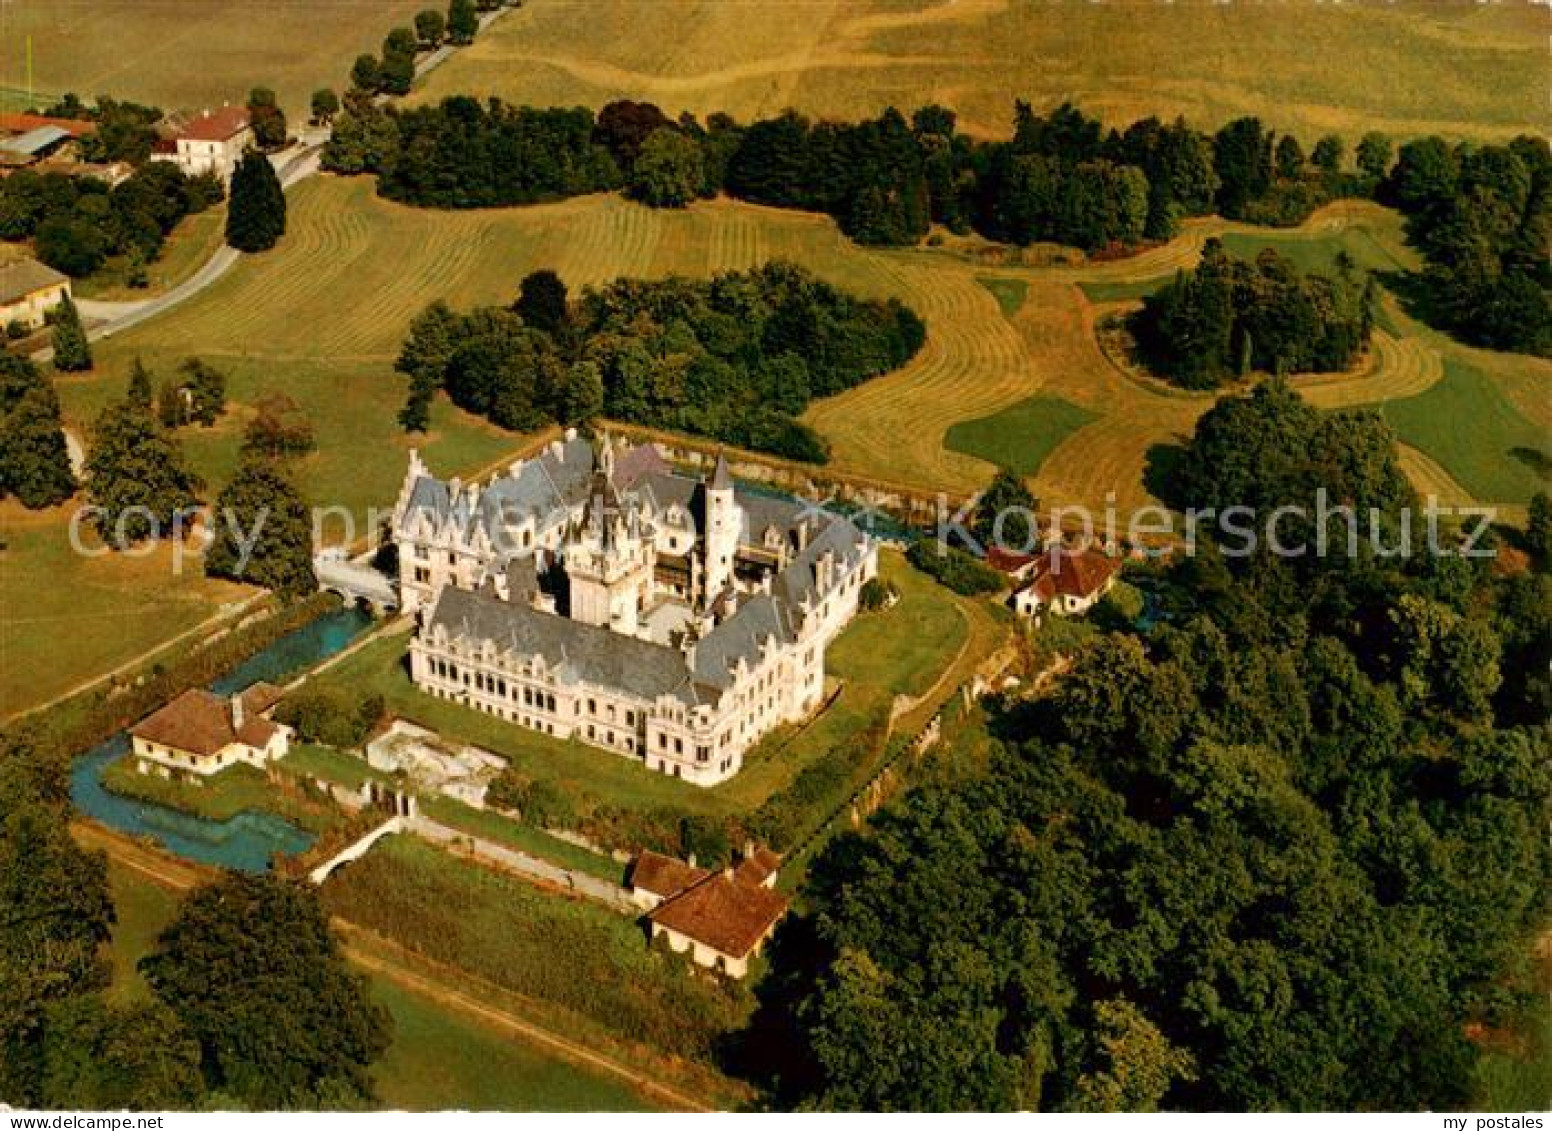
[906, 538, 1004, 596]
[275, 686, 383, 748]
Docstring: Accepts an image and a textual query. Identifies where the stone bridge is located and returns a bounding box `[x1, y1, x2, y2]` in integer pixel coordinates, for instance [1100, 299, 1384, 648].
[315, 550, 398, 615]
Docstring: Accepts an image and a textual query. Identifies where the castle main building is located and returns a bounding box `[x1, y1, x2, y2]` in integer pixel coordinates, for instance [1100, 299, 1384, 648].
[391, 434, 878, 786]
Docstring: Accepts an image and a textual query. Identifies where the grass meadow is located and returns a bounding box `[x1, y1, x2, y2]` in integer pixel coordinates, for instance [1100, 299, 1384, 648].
[0, 0, 426, 118]
[413, 0, 1544, 142]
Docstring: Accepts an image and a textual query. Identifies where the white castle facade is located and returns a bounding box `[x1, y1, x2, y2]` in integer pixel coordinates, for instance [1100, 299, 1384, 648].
[391, 433, 879, 786]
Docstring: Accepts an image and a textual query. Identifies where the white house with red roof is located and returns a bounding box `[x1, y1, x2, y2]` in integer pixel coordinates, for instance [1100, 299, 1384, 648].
[152, 105, 253, 182]
[129, 682, 290, 782]
[1008, 545, 1121, 619]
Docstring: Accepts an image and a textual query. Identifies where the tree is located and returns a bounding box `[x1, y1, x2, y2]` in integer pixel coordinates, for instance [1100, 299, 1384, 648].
[513, 268, 569, 337]
[383, 26, 419, 61]
[1070, 999, 1197, 1112]
[415, 8, 446, 48]
[1312, 135, 1344, 176]
[1356, 131, 1392, 182]
[973, 467, 1039, 552]
[226, 149, 286, 252]
[84, 399, 202, 545]
[550, 359, 604, 424]
[1274, 134, 1306, 181]
[242, 392, 316, 457]
[50, 293, 92, 372]
[126, 356, 153, 410]
[0, 758, 115, 1106]
[630, 127, 704, 208]
[205, 455, 317, 596]
[310, 88, 340, 126]
[141, 872, 391, 1108]
[447, 0, 479, 44]
[0, 384, 76, 508]
[1525, 492, 1552, 570]
[178, 358, 226, 425]
[246, 87, 287, 149]
[350, 53, 382, 95]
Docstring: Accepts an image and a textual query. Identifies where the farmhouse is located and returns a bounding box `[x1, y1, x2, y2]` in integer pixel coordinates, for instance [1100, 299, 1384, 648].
[1010, 545, 1120, 618]
[631, 845, 788, 977]
[151, 105, 253, 181]
[129, 682, 290, 782]
[0, 258, 71, 331]
[394, 434, 878, 786]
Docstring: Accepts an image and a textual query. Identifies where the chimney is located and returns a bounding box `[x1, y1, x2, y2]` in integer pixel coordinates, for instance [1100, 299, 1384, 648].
[230, 693, 244, 731]
[449, 476, 463, 502]
[688, 853, 697, 869]
[744, 838, 755, 860]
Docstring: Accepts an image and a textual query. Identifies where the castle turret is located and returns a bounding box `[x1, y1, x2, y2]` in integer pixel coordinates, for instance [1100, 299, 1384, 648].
[703, 453, 739, 603]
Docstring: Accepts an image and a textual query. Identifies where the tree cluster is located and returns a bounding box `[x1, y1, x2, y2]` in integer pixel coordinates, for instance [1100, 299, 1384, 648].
[1131, 239, 1375, 388]
[747, 382, 1549, 1112]
[38, 94, 164, 165]
[1382, 134, 1552, 356]
[0, 161, 222, 278]
[398, 263, 925, 462]
[327, 96, 1363, 252]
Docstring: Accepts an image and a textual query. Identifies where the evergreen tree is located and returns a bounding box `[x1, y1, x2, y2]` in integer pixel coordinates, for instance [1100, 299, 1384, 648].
[0, 385, 76, 508]
[50, 294, 92, 372]
[205, 455, 316, 596]
[225, 150, 286, 253]
[84, 399, 202, 545]
[156, 379, 184, 428]
[126, 357, 154, 410]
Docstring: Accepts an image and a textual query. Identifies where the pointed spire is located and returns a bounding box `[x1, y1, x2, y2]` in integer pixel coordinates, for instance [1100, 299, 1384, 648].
[710, 451, 733, 491]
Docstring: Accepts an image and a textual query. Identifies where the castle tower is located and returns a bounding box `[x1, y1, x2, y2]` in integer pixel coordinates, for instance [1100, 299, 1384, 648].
[702, 453, 740, 604]
[564, 471, 653, 635]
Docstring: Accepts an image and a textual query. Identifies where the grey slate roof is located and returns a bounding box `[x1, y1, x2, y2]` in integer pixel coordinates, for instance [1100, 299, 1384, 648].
[0, 125, 70, 156]
[403, 437, 595, 543]
[428, 584, 698, 702]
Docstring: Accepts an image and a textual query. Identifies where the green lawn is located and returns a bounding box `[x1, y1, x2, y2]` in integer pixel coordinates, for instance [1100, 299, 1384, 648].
[76, 206, 229, 301]
[944, 395, 1100, 479]
[420, 795, 627, 886]
[1079, 276, 1173, 304]
[976, 275, 1028, 318]
[1220, 221, 1417, 277]
[102, 859, 180, 1005]
[370, 979, 658, 1112]
[1368, 356, 1549, 504]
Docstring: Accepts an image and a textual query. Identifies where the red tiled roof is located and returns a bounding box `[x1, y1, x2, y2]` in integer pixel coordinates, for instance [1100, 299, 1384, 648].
[734, 846, 781, 888]
[630, 850, 710, 900]
[0, 113, 95, 138]
[985, 546, 1038, 576]
[175, 106, 251, 143]
[129, 687, 280, 758]
[648, 870, 789, 960]
[1018, 546, 1119, 603]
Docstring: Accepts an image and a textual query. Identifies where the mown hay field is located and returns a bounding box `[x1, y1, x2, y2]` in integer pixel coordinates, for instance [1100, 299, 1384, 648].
[1, 0, 425, 117]
[415, 0, 1546, 141]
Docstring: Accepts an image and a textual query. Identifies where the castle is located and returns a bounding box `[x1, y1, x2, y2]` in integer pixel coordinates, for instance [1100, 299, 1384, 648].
[391, 433, 878, 786]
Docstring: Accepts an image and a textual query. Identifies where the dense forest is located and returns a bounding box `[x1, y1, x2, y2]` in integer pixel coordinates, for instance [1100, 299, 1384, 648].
[741, 381, 1551, 1110]
[396, 263, 925, 461]
[1131, 240, 1376, 389]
